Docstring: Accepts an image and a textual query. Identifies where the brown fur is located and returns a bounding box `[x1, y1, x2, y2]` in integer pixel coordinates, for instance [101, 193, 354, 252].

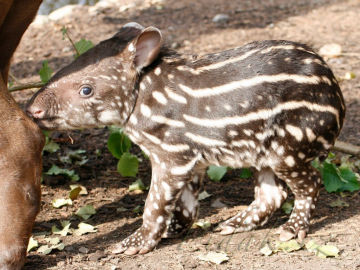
[0, 1, 44, 269]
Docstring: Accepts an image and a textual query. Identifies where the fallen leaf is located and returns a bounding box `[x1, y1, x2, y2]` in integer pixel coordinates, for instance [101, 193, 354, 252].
[329, 198, 349, 208]
[52, 221, 71, 236]
[260, 243, 273, 256]
[198, 251, 229, 264]
[306, 240, 340, 258]
[281, 200, 294, 214]
[27, 236, 39, 252]
[128, 179, 147, 192]
[52, 198, 73, 208]
[192, 220, 211, 230]
[198, 190, 211, 201]
[70, 184, 88, 195]
[76, 205, 96, 220]
[73, 222, 97, 236]
[344, 72, 356, 80]
[275, 240, 303, 253]
[46, 237, 60, 245]
[69, 186, 81, 200]
[211, 198, 227, 208]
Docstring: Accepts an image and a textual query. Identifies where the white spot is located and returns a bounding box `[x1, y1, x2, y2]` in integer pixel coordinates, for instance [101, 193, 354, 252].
[151, 115, 184, 127]
[98, 110, 119, 124]
[154, 67, 161, 76]
[298, 152, 305, 159]
[140, 104, 151, 117]
[224, 104, 232, 111]
[285, 156, 295, 167]
[285, 125, 303, 141]
[228, 130, 238, 137]
[156, 216, 164, 223]
[128, 43, 135, 52]
[152, 91, 168, 105]
[305, 127, 316, 142]
[243, 129, 253, 136]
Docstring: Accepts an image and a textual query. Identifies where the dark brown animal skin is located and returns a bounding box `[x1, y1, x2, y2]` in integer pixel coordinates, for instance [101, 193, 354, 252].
[0, 1, 44, 269]
[27, 23, 345, 256]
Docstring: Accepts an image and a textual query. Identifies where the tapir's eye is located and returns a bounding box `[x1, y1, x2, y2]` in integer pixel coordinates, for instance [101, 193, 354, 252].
[79, 85, 93, 97]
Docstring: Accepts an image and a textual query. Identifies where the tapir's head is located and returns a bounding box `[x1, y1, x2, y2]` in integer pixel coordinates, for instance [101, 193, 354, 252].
[26, 22, 163, 130]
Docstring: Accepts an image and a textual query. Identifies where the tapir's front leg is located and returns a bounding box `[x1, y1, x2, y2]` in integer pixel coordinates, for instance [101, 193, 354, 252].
[112, 155, 202, 255]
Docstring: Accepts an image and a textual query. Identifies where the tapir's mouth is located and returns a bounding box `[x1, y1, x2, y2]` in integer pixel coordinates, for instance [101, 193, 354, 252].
[32, 117, 60, 130]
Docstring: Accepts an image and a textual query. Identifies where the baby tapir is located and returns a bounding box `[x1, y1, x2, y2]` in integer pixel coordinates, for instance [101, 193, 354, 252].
[27, 22, 345, 255]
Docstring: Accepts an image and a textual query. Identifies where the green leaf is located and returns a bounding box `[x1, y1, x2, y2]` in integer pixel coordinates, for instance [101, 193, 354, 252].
[27, 236, 39, 252]
[207, 165, 227, 182]
[73, 222, 97, 236]
[38, 60, 53, 83]
[74, 39, 94, 58]
[76, 205, 96, 220]
[117, 153, 139, 177]
[107, 131, 132, 159]
[128, 179, 147, 192]
[37, 245, 53, 255]
[43, 140, 60, 153]
[132, 205, 142, 214]
[60, 149, 88, 166]
[46, 165, 80, 182]
[322, 161, 360, 193]
[61, 26, 68, 39]
[239, 168, 252, 178]
[281, 200, 294, 215]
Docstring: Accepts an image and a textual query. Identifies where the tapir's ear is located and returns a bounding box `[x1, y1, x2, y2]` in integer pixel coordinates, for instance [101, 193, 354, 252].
[132, 27, 163, 71]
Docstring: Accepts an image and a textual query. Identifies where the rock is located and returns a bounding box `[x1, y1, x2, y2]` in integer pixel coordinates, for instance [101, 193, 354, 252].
[88, 250, 106, 261]
[79, 246, 89, 254]
[319, 43, 342, 58]
[31, 15, 50, 28]
[212, 14, 230, 24]
[48, 5, 86, 21]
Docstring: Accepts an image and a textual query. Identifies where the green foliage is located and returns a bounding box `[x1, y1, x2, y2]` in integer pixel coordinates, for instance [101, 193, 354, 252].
[239, 168, 252, 178]
[207, 165, 227, 182]
[74, 39, 94, 58]
[117, 152, 139, 177]
[38, 60, 53, 83]
[207, 166, 252, 182]
[107, 128, 139, 177]
[312, 153, 360, 193]
[46, 164, 80, 182]
[107, 130, 131, 159]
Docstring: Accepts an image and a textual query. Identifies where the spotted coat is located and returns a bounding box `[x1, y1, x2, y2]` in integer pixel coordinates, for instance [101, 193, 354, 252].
[27, 22, 346, 255]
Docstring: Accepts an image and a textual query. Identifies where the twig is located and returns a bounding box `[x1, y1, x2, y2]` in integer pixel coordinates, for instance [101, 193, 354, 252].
[8, 81, 44, 92]
[333, 140, 360, 157]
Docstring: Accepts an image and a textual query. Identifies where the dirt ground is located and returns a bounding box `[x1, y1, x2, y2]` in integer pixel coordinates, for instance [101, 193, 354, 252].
[9, 0, 360, 269]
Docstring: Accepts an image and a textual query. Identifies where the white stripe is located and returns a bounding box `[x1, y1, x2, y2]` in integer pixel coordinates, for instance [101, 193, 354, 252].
[183, 100, 340, 128]
[140, 104, 151, 117]
[232, 139, 256, 149]
[161, 143, 190, 152]
[181, 45, 314, 74]
[164, 87, 187, 104]
[179, 74, 329, 98]
[185, 132, 227, 146]
[151, 115, 185, 127]
[171, 153, 202, 175]
[141, 131, 161, 144]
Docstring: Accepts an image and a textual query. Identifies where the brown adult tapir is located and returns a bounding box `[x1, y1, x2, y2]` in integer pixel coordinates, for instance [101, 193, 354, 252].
[0, 1, 44, 269]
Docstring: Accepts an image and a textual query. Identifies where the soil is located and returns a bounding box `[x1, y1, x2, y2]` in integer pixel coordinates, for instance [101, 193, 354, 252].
[8, 0, 360, 269]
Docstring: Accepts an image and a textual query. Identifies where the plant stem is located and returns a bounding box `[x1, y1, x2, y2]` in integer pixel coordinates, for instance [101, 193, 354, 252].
[8, 82, 44, 92]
